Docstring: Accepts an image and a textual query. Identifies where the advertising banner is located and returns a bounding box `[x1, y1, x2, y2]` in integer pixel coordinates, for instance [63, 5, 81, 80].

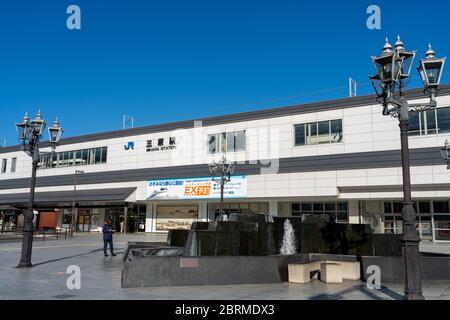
[147, 176, 247, 200]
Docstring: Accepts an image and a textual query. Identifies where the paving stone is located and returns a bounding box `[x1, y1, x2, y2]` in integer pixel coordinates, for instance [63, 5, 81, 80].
[1, 234, 450, 300]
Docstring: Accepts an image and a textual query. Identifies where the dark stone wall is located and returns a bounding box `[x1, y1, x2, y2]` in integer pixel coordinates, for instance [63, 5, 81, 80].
[273, 217, 401, 257]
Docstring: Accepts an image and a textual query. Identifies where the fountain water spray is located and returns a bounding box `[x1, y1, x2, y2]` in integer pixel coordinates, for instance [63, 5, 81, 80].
[280, 219, 297, 255]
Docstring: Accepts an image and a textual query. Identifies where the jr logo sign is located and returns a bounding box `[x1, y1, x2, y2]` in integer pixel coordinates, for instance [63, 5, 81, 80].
[124, 141, 135, 151]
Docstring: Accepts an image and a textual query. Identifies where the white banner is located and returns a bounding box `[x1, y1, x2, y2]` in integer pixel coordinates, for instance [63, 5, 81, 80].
[147, 176, 247, 200]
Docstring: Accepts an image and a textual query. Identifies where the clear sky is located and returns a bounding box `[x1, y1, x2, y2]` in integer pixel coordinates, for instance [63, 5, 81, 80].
[1, 0, 449, 146]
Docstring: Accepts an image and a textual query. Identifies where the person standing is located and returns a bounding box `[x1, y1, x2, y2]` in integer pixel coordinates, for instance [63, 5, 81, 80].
[120, 219, 124, 234]
[102, 219, 116, 257]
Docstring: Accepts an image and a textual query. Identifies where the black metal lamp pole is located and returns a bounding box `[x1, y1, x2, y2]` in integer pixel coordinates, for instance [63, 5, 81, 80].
[209, 156, 235, 219]
[71, 170, 84, 234]
[370, 37, 446, 300]
[16, 113, 63, 268]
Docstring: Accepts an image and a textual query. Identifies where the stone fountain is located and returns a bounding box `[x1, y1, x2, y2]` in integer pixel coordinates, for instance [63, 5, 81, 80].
[121, 212, 402, 288]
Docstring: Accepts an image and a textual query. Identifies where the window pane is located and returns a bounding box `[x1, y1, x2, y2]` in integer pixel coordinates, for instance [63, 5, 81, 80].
[208, 134, 218, 154]
[226, 132, 235, 152]
[169, 137, 176, 145]
[426, 110, 437, 134]
[89, 149, 95, 165]
[292, 203, 300, 213]
[437, 107, 450, 134]
[95, 148, 102, 164]
[221, 133, 227, 153]
[306, 123, 318, 145]
[301, 203, 312, 212]
[418, 201, 431, 214]
[325, 203, 335, 212]
[408, 112, 422, 136]
[393, 202, 403, 213]
[337, 211, 348, 222]
[158, 138, 164, 146]
[384, 202, 392, 213]
[294, 124, 305, 146]
[313, 203, 323, 212]
[11, 158, 17, 173]
[337, 202, 348, 212]
[1, 159, 7, 173]
[331, 120, 343, 143]
[101, 147, 108, 163]
[235, 131, 246, 151]
[81, 150, 88, 165]
[433, 201, 450, 214]
[317, 121, 330, 144]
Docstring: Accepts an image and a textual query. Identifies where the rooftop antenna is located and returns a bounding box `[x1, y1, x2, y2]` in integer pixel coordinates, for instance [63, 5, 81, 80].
[349, 77, 357, 97]
[123, 115, 134, 130]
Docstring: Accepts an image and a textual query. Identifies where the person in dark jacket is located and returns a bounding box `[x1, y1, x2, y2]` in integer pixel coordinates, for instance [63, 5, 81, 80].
[102, 219, 116, 257]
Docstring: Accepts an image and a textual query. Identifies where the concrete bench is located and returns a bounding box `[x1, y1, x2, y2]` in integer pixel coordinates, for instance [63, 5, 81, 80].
[288, 260, 361, 284]
[320, 262, 343, 283]
[288, 262, 321, 283]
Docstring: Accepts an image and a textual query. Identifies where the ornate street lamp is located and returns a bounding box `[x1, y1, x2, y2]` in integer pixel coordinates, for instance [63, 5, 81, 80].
[441, 139, 450, 169]
[208, 156, 235, 220]
[369, 36, 446, 300]
[16, 111, 63, 268]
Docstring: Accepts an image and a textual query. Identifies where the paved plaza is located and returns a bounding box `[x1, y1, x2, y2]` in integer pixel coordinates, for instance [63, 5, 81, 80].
[1, 234, 450, 300]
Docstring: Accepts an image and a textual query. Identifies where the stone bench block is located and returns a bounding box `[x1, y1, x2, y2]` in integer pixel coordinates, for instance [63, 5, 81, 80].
[320, 262, 343, 284]
[288, 262, 321, 284]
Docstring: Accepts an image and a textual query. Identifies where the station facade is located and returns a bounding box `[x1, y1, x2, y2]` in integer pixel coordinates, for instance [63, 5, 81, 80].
[1, 85, 450, 242]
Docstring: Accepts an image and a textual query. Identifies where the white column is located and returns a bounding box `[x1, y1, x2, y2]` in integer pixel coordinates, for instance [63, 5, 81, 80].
[348, 200, 360, 224]
[269, 200, 279, 217]
[145, 203, 155, 233]
[198, 202, 208, 222]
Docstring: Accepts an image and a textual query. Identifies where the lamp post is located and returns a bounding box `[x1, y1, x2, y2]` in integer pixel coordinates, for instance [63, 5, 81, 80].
[441, 139, 450, 169]
[16, 112, 63, 268]
[71, 170, 85, 234]
[370, 36, 446, 300]
[208, 156, 235, 220]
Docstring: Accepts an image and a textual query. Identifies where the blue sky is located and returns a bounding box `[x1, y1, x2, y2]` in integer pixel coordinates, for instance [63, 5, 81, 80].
[1, 0, 449, 146]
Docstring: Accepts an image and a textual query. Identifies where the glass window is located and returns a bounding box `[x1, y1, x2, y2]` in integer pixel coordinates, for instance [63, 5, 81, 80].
[101, 147, 107, 163]
[437, 107, 450, 134]
[433, 201, 450, 214]
[292, 203, 300, 214]
[81, 150, 88, 165]
[393, 202, 403, 213]
[220, 133, 227, 153]
[294, 124, 305, 146]
[301, 203, 312, 212]
[325, 203, 336, 212]
[235, 131, 246, 151]
[89, 149, 95, 165]
[313, 203, 324, 212]
[75, 150, 82, 165]
[306, 123, 318, 145]
[295, 120, 342, 146]
[384, 202, 392, 213]
[226, 132, 235, 152]
[94, 148, 102, 164]
[331, 120, 343, 143]
[418, 201, 431, 214]
[208, 134, 218, 154]
[1, 159, 7, 173]
[317, 121, 330, 144]
[337, 202, 348, 212]
[425, 110, 437, 134]
[158, 138, 164, 146]
[408, 112, 422, 136]
[10, 158, 17, 173]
